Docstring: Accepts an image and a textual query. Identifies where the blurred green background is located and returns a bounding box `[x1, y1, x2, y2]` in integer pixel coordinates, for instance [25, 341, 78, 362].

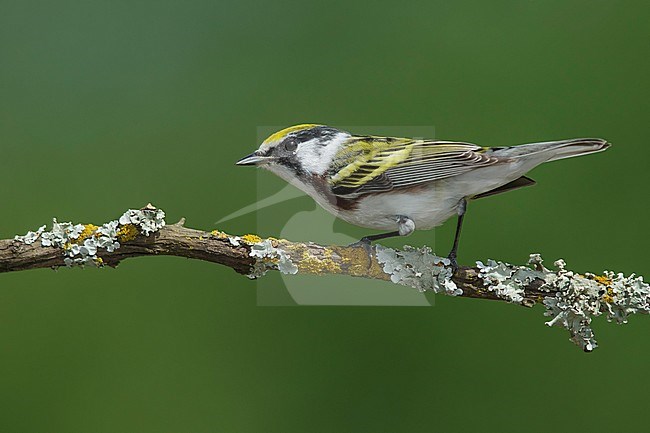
[1, 0, 649, 431]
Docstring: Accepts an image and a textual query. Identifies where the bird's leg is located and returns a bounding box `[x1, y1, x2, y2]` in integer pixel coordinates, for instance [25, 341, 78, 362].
[356, 231, 401, 244]
[348, 232, 399, 256]
[447, 198, 467, 273]
[349, 216, 415, 254]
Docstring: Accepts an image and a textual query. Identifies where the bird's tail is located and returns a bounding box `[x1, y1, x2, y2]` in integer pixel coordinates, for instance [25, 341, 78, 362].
[496, 138, 610, 162]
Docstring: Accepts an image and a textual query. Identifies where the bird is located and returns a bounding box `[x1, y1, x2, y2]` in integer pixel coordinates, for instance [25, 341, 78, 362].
[236, 124, 610, 270]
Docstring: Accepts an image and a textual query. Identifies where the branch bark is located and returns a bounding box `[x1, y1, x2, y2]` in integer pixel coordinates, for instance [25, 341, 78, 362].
[1, 205, 648, 352]
[1, 221, 242, 274]
[1, 219, 547, 303]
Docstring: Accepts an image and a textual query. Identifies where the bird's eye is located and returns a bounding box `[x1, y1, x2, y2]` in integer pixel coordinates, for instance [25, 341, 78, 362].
[284, 139, 298, 152]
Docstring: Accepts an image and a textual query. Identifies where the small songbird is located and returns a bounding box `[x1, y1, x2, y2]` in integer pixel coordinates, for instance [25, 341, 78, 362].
[237, 124, 609, 269]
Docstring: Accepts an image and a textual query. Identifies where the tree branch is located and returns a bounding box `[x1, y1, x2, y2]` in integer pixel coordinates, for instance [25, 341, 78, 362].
[2, 205, 648, 352]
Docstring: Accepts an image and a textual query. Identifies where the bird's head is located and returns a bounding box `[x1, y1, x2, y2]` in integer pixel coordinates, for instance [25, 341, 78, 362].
[236, 124, 349, 179]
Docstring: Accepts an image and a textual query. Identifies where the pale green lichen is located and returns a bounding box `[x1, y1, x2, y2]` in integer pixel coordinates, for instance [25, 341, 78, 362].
[14, 207, 166, 268]
[18, 212, 647, 352]
[14, 225, 47, 244]
[374, 248, 649, 351]
[118, 208, 165, 236]
[476, 254, 650, 352]
[248, 239, 298, 278]
[374, 245, 459, 295]
[476, 256, 544, 304]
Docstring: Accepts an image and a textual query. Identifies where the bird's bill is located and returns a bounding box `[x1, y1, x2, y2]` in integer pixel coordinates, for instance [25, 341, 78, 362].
[236, 153, 273, 166]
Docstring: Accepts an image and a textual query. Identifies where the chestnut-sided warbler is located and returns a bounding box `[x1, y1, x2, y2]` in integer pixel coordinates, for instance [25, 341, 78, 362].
[237, 124, 609, 269]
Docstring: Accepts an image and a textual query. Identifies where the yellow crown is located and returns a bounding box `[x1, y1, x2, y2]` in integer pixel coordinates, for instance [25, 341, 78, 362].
[262, 124, 321, 145]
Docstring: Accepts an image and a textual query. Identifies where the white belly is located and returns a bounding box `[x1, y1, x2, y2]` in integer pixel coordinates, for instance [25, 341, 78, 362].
[335, 182, 459, 231]
[333, 161, 536, 231]
[266, 160, 538, 232]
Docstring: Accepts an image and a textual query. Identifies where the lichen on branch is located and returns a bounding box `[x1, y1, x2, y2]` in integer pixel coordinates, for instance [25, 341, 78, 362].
[3, 204, 649, 352]
[13, 204, 165, 267]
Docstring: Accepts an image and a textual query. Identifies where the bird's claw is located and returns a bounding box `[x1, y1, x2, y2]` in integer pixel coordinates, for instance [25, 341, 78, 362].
[348, 237, 373, 257]
[447, 252, 459, 275]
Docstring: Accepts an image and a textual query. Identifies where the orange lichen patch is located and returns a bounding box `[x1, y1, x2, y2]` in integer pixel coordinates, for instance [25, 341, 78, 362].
[594, 275, 613, 286]
[295, 249, 342, 275]
[584, 274, 615, 303]
[116, 224, 139, 242]
[241, 234, 263, 244]
[329, 245, 386, 280]
[210, 230, 229, 239]
[74, 224, 99, 243]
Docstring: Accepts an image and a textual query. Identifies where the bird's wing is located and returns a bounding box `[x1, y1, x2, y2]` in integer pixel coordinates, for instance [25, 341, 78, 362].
[328, 137, 498, 196]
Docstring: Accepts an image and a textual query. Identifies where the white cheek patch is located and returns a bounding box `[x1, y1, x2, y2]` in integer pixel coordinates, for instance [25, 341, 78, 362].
[297, 132, 348, 175]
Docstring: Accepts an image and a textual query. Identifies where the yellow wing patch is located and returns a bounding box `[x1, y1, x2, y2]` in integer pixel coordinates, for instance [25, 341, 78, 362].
[338, 146, 412, 186]
[329, 137, 413, 184]
[329, 137, 493, 195]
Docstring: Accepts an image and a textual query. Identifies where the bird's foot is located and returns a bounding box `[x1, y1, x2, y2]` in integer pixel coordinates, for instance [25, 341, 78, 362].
[348, 237, 374, 257]
[446, 252, 459, 275]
